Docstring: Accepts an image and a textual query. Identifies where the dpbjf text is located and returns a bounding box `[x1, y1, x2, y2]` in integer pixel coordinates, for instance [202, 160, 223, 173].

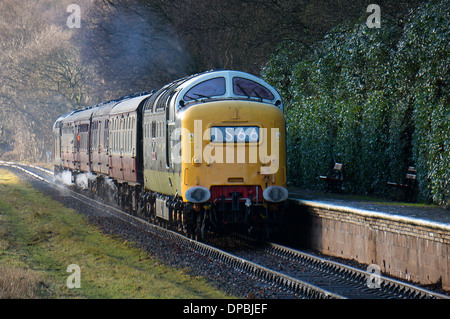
[183, 303, 268, 316]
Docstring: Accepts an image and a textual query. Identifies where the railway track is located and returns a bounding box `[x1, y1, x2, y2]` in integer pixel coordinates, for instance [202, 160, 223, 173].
[1, 161, 448, 299]
[216, 235, 450, 299]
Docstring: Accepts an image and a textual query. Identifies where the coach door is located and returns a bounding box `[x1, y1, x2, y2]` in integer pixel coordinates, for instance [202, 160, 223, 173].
[74, 124, 80, 171]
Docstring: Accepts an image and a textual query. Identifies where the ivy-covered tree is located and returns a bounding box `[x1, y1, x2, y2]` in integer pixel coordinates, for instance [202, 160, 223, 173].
[263, 0, 449, 204]
[397, 0, 449, 204]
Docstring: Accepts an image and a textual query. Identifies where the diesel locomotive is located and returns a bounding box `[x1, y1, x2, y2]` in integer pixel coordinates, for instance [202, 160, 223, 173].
[53, 70, 288, 239]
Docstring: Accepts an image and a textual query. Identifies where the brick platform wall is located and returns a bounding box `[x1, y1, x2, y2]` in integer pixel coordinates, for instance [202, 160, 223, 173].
[287, 200, 450, 291]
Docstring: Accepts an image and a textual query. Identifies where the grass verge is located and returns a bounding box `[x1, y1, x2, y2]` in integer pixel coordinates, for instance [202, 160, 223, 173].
[0, 169, 230, 299]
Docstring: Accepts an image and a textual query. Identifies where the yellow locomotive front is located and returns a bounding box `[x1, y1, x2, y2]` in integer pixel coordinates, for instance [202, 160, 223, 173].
[173, 71, 288, 237]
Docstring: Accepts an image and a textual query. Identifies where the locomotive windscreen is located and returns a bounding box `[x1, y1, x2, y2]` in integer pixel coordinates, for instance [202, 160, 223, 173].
[232, 77, 274, 100]
[184, 77, 226, 101]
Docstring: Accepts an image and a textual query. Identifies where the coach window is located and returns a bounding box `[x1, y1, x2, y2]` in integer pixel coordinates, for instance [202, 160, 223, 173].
[125, 118, 129, 153]
[111, 120, 114, 153]
[131, 118, 134, 152]
[118, 120, 120, 153]
[151, 121, 156, 138]
[111, 121, 114, 153]
[128, 119, 131, 153]
[117, 119, 120, 153]
[112, 120, 115, 153]
[121, 118, 124, 152]
[184, 77, 226, 102]
[104, 119, 109, 152]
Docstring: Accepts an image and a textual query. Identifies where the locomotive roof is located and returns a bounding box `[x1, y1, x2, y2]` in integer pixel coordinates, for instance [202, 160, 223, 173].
[173, 70, 283, 111]
[142, 70, 283, 113]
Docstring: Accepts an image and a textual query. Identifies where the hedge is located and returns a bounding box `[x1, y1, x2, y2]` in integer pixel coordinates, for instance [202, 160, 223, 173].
[262, 0, 449, 204]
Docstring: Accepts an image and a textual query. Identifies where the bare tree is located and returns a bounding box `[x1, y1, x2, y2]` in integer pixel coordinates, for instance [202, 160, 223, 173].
[0, 0, 101, 161]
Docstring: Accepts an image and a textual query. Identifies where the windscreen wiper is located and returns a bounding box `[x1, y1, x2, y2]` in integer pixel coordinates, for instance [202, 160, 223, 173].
[194, 93, 211, 99]
[252, 89, 263, 101]
[185, 95, 198, 101]
[236, 83, 251, 99]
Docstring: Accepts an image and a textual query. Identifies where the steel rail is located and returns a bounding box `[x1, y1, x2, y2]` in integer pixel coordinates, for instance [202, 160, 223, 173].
[265, 242, 449, 299]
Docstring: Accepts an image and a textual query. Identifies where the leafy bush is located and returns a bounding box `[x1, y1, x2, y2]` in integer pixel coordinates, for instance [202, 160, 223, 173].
[401, 0, 449, 204]
[263, 0, 449, 204]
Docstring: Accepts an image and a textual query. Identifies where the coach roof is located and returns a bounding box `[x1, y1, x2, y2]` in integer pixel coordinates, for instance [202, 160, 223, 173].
[110, 93, 152, 115]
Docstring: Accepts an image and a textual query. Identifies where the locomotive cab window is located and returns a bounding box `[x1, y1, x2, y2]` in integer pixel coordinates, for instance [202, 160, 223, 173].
[184, 77, 226, 102]
[233, 77, 274, 101]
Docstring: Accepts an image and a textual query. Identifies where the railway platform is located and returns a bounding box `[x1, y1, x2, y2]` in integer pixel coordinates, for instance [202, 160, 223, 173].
[288, 188, 450, 225]
[284, 188, 450, 292]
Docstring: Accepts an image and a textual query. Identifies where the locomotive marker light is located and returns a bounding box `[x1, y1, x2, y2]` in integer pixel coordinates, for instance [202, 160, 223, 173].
[185, 186, 211, 203]
[263, 186, 289, 203]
